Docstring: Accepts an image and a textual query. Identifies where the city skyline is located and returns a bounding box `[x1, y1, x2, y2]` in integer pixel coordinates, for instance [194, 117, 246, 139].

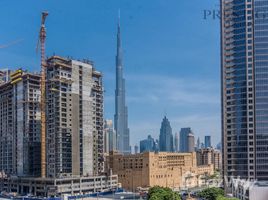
[0, 0, 220, 147]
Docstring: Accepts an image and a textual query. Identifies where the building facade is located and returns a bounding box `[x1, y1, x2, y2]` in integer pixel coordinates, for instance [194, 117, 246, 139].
[46, 56, 104, 178]
[114, 19, 130, 155]
[216, 142, 222, 151]
[0, 175, 118, 197]
[104, 120, 117, 154]
[204, 136, 211, 148]
[140, 135, 157, 153]
[134, 144, 139, 154]
[196, 148, 222, 171]
[221, 0, 268, 182]
[159, 116, 174, 152]
[179, 127, 193, 152]
[106, 151, 214, 191]
[187, 133, 195, 152]
[174, 132, 179, 152]
[0, 69, 11, 84]
[0, 69, 41, 176]
[232, 179, 268, 200]
[213, 150, 222, 171]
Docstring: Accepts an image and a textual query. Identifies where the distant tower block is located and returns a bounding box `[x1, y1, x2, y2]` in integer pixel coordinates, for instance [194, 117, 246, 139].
[188, 133, 195, 152]
[159, 116, 174, 152]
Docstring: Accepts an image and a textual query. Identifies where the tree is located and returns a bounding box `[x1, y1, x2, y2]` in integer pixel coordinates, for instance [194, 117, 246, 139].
[198, 187, 224, 200]
[148, 186, 181, 200]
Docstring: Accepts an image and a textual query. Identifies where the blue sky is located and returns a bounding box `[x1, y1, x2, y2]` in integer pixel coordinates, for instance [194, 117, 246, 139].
[0, 0, 220, 148]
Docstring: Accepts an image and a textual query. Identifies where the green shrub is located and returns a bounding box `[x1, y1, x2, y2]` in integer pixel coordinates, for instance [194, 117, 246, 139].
[148, 186, 181, 200]
[198, 187, 224, 200]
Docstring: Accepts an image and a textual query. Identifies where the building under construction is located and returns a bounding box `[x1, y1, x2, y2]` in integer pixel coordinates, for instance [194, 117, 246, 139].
[46, 55, 104, 178]
[0, 69, 11, 84]
[0, 69, 41, 177]
[0, 12, 117, 197]
[0, 175, 118, 197]
[0, 57, 115, 196]
[0, 57, 105, 178]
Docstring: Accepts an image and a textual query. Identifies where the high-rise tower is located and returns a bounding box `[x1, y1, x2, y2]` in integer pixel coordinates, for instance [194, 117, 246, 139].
[140, 135, 157, 153]
[187, 133, 195, 153]
[174, 132, 179, 152]
[104, 120, 117, 154]
[204, 135, 211, 148]
[114, 15, 130, 154]
[159, 116, 174, 152]
[0, 69, 41, 177]
[221, 0, 268, 183]
[46, 56, 104, 177]
[179, 127, 193, 152]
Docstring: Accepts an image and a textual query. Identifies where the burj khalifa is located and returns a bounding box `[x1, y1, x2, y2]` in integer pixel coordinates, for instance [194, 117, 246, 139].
[114, 16, 130, 154]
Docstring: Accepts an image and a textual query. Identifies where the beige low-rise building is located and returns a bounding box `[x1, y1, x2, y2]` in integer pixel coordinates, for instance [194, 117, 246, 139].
[106, 151, 214, 191]
[196, 148, 222, 171]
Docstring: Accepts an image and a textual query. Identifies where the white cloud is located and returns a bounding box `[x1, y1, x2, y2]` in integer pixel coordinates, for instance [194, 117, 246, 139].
[105, 73, 220, 106]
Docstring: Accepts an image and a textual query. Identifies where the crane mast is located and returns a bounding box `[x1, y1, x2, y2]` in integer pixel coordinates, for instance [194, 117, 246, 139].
[39, 11, 48, 178]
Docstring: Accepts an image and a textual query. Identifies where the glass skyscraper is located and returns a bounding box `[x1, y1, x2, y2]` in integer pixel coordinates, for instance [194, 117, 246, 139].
[221, 0, 268, 181]
[114, 17, 130, 154]
[179, 127, 193, 152]
[159, 116, 174, 152]
[140, 135, 157, 153]
[205, 136, 211, 148]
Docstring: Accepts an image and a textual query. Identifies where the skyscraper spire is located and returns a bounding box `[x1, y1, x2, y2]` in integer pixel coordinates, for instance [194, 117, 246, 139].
[118, 9, 120, 26]
[114, 12, 130, 154]
[116, 11, 122, 68]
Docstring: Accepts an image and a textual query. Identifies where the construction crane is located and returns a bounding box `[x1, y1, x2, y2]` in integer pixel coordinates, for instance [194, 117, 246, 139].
[37, 11, 48, 178]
